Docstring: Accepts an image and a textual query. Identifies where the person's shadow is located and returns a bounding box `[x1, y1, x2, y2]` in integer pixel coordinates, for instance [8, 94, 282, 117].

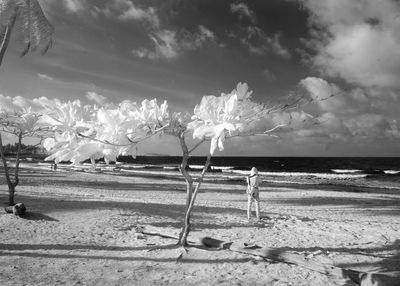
[21, 212, 59, 221]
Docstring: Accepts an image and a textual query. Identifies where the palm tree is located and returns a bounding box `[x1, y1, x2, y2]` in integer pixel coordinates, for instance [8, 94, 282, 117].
[0, 0, 54, 66]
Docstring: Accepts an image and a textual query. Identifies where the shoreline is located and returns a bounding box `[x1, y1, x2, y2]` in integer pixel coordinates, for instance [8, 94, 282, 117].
[26, 161, 400, 193]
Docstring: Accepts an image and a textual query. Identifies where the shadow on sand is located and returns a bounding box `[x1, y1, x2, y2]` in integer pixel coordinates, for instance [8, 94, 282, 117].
[0, 245, 253, 264]
[21, 212, 59, 222]
[0, 193, 244, 225]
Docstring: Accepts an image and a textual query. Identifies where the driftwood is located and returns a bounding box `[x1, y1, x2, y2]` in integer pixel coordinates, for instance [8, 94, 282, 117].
[4, 203, 26, 216]
[137, 228, 400, 286]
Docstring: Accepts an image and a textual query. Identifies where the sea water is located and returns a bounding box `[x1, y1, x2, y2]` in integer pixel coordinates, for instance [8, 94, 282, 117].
[114, 156, 400, 191]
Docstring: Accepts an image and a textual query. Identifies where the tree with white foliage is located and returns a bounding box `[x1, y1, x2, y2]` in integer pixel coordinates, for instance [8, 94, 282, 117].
[41, 98, 171, 169]
[41, 82, 316, 247]
[170, 82, 314, 246]
[0, 106, 50, 206]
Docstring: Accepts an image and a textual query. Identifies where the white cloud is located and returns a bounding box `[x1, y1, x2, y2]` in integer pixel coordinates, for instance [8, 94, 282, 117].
[295, 1, 400, 151]
[300, 77, 343, 112]
[63, 0, 85, 14]
[0, 94, 43, 112]
[181, 25, 216, 50]
[84, 1, 159, 27]
[132, 26, 216, 61]
[86, 91, 108, 105]
[91, 6, 112, 18]
[267, 33, 291, 59]
[132, 30, 179, 60]
[294, 77, 400, 145]
[150, 30, 179, 59]
[300, 0, 400, 89]
[113, 0, 160, 28]
[38, 73, 54, 81]
[199, 25, 215, 39]
[241, 26, 290, 58]
[0, 94, 18, 112]
[230, 3, 256, 23]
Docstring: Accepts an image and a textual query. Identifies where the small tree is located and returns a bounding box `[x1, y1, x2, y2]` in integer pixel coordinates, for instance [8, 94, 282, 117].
[41, 83, 317, 247]
[169, 82, 314, 246]
[0, 108, 49, 205]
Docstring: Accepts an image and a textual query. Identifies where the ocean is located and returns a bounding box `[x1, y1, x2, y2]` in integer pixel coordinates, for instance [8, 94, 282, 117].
[113, 156, 400, 191]
[119, 156, 400, 174]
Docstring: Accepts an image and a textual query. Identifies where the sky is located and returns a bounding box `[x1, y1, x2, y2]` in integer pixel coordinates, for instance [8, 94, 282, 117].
[1, 0, 400, 156]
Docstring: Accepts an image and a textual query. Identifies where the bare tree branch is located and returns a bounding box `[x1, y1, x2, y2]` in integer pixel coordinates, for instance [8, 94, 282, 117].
[188, 139, 205, 154]
[13, 132, 22, 188]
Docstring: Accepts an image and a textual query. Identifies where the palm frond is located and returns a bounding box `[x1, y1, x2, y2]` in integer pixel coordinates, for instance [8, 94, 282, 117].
[0, 0, 15, 45]
[18, 0, 54, 56]
[0, 0, 53, 57]
[0, 0, 17, 26]
[0, 24, 7, 46]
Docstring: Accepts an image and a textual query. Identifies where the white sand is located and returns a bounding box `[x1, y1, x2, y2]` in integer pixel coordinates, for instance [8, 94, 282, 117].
[0, 163, 400, 285]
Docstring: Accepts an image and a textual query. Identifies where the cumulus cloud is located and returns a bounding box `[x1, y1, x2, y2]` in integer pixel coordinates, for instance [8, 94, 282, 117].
[0, 94, 19, 112]
[300, 77, 343, 112]
[228, 3, 289, 58]
[293, 77, 400, 146]
[0, 94, 43, 113]
[294, 1, 400, 151]
[132, 30, 179, 60]
[113, 0, 160, 28]
[67, 0, 159, 28]
[132, 26, 216, 61]
[63, 0, 85, 14]
[230, 3, 256, 23]
[58, 1, 213, 61]
[240, 26, 290, 58]
[182, 25, 216, 50]
[86, 91, 108, 105]
[91, 6, 112, 18]
[300, 0, 400, 89]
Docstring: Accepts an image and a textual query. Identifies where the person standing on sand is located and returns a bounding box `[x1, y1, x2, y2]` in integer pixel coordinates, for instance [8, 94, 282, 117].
[246, 167, 261, 220]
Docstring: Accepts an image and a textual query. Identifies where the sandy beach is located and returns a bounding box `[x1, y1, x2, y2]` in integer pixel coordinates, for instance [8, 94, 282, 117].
[1, 163, 400, 286]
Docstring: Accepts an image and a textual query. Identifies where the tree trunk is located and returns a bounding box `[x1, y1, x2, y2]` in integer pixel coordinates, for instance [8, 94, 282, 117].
[0, 133, 14, 204]
[178, 134, 193, 207]
[8, 184, 15, 206]
[181, 155, 193, 210]
[179, 154, 212, 246]
[177, 134, 194, 243]
[0, 133, 12, 184]
[13, 132, 22, 186]
[0, 132, 22, 206]
[0, 6, 19, 66]
[90, 158, 96, 171]
[9, 133, 23, 205]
